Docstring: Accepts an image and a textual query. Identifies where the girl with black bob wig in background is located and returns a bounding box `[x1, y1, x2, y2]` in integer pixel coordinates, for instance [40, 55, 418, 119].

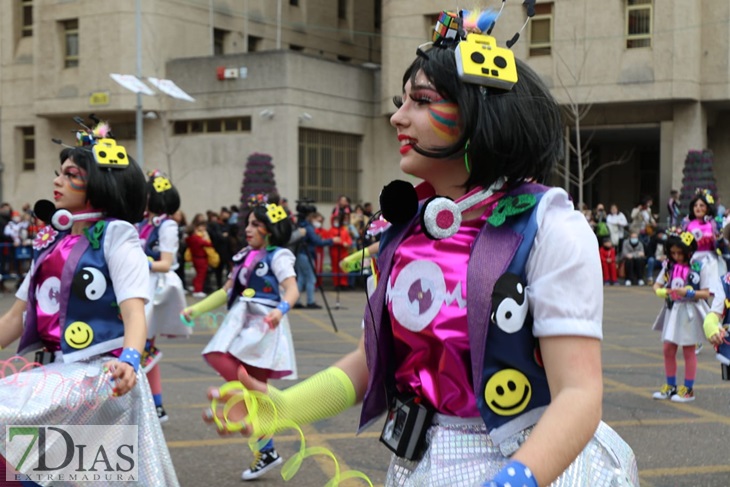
[183, 199, 299, 480]
[137, 170, 191, 424]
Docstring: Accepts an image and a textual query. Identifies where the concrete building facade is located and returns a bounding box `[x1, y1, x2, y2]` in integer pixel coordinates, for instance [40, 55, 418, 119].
[2, 0, 730, 220]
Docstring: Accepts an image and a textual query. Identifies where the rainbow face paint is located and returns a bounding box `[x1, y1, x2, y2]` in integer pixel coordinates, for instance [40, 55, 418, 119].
[428, 99, 461, 142]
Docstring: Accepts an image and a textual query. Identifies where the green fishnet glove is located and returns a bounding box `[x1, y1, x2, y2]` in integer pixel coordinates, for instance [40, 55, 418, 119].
[184, 289, 228, 319]
[222, 367, 356, 437]
[703, 312, 722, 341]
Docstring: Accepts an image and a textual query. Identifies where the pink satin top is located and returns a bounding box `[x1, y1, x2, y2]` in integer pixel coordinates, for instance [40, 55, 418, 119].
[670, 263, 690, 288]
[386, 189, 502, 417]
[686, 219, 715, 252]
[35, 234, 81, 351]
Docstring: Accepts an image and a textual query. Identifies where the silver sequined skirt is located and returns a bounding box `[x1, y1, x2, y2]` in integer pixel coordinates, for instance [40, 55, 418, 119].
[386, 418, 638, 487]
[0, 357, 180, 486]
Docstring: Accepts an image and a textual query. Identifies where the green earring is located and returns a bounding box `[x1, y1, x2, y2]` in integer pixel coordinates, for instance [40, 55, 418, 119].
[464, 140, 471, 174]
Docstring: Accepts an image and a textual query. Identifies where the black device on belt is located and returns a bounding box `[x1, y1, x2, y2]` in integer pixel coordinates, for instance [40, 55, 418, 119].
[34, 349, 58, 366]
[379, 392, 434, 461]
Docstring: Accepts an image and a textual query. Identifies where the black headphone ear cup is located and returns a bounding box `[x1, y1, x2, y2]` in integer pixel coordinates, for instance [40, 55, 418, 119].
[33, 199, 56, 224]
[421, 196, 461, 240]
[379, 180, 418, 225]
[51, 209, 74, 231]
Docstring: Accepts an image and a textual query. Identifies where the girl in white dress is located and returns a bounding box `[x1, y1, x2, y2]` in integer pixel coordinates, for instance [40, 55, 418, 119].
[182, 202, 299, 480]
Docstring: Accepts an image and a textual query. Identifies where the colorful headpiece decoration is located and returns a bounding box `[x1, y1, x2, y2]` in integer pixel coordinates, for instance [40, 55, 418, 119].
[148, 169, 172, 193]
[666, 226, 696, 249]
[695, 188, 715, 205]
[265, 204, 288, 224]
[54, 115, 129, 170]
[246, 193, 268, 209]
[423, 2, 536, 91]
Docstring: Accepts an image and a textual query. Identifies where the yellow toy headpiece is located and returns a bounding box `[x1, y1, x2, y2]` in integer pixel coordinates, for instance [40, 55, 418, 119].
[266, 204, 287, 224]
[695, 188, 715, 205]
[148, 169, 172, 193]
[92, 138, 129, 169]
[423, 2, 536, 91]
[54, 115, 130, 170]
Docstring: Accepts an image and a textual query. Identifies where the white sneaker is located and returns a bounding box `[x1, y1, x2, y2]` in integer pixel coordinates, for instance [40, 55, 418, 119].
[638, 279, 646, 286]
[192, 292, 206, 298]
[625, 280, 632, 286]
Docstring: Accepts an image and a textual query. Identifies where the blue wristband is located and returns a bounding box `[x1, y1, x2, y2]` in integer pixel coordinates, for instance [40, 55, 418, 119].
[119, 348, 141, 372]
[483, 460, 538, 487]
[277, 301, 291, 314]
[686, 288, 696, 299]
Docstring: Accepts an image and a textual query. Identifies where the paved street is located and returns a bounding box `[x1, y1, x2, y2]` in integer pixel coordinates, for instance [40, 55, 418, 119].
[2, 284, 730, 486]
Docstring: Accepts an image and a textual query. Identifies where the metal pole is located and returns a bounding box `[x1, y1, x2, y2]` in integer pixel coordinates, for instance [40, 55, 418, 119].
[135, 0, 144, 168]
[276, 0, 282, 49]
[210, 0, 214, 55]
[243, 0, 249, 51]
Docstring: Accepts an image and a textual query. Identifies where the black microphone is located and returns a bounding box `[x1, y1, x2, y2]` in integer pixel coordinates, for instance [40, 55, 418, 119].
[379, 180, 418, 225]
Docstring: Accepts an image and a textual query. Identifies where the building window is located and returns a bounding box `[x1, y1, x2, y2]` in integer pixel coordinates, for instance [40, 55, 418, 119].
[20, 0, 33, 37]
[21, 127, 35, 171]
[63, 19, 79, 67]
[173, 117, 252, 135]
[290, 44, 304, 51]
[298, 129, 360, 204]
[626, 0, 652, 48]
[290, 0, 298, 5]
[529, 3, 553, 56]
[374, 1, 381, 30]
[248, 35, 262, 52]
[213, 28, 228, 55]
[338, 0, 347, 20]
[111, 122, 137, 140]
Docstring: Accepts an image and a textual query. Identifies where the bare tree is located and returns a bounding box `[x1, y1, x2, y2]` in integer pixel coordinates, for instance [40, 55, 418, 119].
[555, 31, 633, 206]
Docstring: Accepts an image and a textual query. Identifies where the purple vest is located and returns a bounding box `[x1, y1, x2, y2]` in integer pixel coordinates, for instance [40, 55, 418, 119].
[359, 182, 548, 434]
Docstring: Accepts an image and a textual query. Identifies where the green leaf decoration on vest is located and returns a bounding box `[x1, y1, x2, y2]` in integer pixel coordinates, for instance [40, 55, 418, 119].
[487, 194, 537, 227]
[84, 220, 107, 250]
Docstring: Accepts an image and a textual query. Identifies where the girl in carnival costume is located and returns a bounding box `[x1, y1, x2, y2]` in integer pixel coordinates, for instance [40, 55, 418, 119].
[652, 229, 722, 402]
[137, 170, 191, 423]
[182, 202, 299, 481]
[0, 121, 179, 486]
[683, 189, 724, 266]
[682, 189, 726, 353]
[202, 8, 638, 487]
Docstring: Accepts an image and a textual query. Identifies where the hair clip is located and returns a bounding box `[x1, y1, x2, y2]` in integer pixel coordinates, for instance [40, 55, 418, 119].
[266, 204, 287, 224]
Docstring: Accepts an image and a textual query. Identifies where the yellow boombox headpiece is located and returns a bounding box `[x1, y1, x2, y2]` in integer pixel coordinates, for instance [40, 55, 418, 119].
[426, 2, 536, 91]
[266, 204, 288, 224]
[93, 138, 129, 169]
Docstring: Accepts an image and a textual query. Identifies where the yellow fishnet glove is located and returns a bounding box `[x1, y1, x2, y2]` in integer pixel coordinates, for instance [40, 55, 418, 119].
[703, 312, 722, 341]
[340, 248, 370, 273]
[215, 367, 356, 437]
[256, 367, 356, 436]
[184, 289, 228, 319]
[655, 288, 668, 299]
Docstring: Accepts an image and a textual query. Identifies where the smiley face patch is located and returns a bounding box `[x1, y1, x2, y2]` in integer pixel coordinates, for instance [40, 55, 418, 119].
[484, 368, 532, 416]
[64, 321, 94, 349]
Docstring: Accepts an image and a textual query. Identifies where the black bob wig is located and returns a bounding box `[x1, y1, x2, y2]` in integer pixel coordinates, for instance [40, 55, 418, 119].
[400, 48, 563, 190]
[59, 146, 146, 224]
